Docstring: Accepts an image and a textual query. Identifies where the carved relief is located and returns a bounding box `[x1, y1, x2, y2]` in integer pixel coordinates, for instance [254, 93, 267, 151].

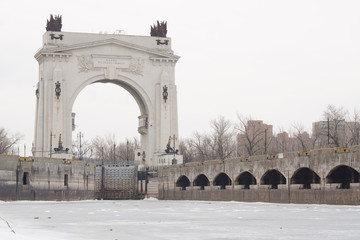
[162, 85, 168, 102]
[77, 55, 94, 72]
[55, 81, 61, 99]
[122, 58, 145, 76]
[77, 55, 144, 76]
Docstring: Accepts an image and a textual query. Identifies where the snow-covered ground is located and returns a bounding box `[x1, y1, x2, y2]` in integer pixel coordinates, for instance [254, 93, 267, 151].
[1, 199, 360, 240]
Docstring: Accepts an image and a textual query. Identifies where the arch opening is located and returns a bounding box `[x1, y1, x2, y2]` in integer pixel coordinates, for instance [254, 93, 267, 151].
[176, 175, 191, 190]
[71, 82, 140, 159]
[70, 78, 149, 162]
[291, 168, 320, 189]
[236, 171, 257, 189]
[213, 172, 232, 190]
[261, 169, 286, 189]
[70, 77, 151, 139]
[193, 174, 210, 190]
[70, 76, 151, 117]
[326, 165, 360, 189]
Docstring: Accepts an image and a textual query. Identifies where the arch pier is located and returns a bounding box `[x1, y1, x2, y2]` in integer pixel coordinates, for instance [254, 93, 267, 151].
[158, 146, 360, 205]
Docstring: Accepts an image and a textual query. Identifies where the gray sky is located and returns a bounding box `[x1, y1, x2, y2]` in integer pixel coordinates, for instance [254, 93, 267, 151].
[1, 0, 360, 156]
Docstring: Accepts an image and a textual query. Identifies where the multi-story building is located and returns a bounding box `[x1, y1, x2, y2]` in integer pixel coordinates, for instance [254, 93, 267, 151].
[237, 120, 273, 157]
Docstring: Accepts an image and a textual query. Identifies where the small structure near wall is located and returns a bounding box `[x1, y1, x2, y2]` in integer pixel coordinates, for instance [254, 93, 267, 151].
[95, 163, 138, 200]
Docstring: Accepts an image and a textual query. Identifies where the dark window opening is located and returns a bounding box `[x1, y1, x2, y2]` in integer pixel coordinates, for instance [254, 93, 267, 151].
[64, 174, 69, 186]
[261, 169, 286, 189]
[23, 172, 29, 185]
[236, 171, 257, 189]
[193, 174, 210, 190]
[326, 165, 359, 189]
[176, 175, 190, 190]
[213, 172, 232, 190]
[291, 168, 320, 189]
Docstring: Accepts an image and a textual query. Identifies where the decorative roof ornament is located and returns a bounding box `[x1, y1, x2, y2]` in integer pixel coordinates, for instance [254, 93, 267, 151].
[150, 21, 167, 38]
[46, 14, 62, 32]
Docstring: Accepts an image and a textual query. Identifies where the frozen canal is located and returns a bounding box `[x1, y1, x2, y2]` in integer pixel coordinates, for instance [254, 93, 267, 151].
[1, 199, 360, 240]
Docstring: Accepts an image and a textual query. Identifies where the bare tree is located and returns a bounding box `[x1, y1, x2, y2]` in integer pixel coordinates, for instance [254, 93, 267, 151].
[236, 115, 272, 157]
[291, 123, 312, 152]
[89, 134, 139, 164]
[210, 116, 235, 160]
[72, 134, 92, 160]
[189, 131, 213, 162]
[322, 105, 348, 147]
[178, 138, 195, 163]
[346, 109, 360, 146]
[0, 128, 22, 154]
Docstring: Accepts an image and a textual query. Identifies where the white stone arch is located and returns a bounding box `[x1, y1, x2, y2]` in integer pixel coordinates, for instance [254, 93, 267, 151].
[32, 30, 182, 166]
[68, 74, 152, 116]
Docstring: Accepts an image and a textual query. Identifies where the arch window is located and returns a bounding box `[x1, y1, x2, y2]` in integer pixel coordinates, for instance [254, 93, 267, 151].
[261, 169, 286, 189]
[213, 172, 232, 190]
[236, 171, 257, 189]
[291, 168, 320, 189]
[176, 175, 190, 190]
[193, 174, 210, 190]
[326, 165, 359, 189]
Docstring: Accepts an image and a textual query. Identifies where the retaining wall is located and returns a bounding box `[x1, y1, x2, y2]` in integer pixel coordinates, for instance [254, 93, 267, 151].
[158, 146, 360, 205]
[0, 155, 95, 201]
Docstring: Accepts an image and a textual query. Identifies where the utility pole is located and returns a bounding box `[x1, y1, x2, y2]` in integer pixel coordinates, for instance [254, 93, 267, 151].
[78, 132, 83, 160]
[126, 140, 129, 164]
[101, 146, 104, 199]
[264, 129, 267, 154]
[235, 134, 238, 158]
[113, 144, 116, 164]
[50, 131, 53, 158]
[327, 118, 330, 146]
[173, 134, 176, 159]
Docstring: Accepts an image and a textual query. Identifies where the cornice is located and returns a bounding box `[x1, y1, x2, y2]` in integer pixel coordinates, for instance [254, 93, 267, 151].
[34, 38, 180, 62]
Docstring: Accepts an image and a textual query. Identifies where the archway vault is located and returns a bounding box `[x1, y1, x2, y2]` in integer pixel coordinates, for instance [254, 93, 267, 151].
[69, 74, 152, 116]
[33, 30, 182, 166]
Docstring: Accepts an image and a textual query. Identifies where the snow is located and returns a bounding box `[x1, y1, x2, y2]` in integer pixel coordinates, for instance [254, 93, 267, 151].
[1, 200, 360, 240]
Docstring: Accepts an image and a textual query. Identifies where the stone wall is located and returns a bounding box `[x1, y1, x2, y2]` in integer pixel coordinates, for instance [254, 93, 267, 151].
[0, 155, 95, 201]
[158, 146, 360, 205]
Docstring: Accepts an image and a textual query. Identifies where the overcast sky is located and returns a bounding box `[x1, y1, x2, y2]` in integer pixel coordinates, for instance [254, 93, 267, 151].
[1, 0, 360, 156]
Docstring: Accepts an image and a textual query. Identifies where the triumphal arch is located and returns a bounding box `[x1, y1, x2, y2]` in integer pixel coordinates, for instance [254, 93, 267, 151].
[33, 16, 182, 166]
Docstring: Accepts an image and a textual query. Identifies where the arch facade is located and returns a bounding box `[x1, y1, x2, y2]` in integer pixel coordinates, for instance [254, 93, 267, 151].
[213, 172, 232, 190]
[193, 174, 210, 190]
[33, 31, 182, 166]
[291, 167, 320, 189]
[176, 175, 191, 190]
[326, 165, 360, 189]
[261, 169, 286, 189]
[236, 171, 257, 189]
